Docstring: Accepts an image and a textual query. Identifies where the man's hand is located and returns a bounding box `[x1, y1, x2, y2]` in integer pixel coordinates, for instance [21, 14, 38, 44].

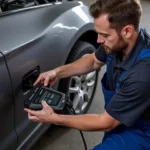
[34, 70, 59, 87]
[24, 101, 120, 131]
[24, 101, 59, 124]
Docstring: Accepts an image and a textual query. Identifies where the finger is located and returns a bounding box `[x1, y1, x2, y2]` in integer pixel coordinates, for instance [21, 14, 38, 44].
[34, 75, 42, 86]
[42, 101, 54, 115]
[42, 100, 51, 109]
[50, 79, 57, 86]
[41, 80, 44, 85]
[24, 108, 38, 116]
[44, 75, 50, 86]
[25, 108, 43, 116]
[24, 108, 30, 112]
[28, 113, 39, 121]
[33, 78, 40, 86]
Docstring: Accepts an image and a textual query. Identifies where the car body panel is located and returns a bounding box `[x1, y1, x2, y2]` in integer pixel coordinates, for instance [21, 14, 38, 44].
[0, 52, 17, 150]
[0, 1, 95, 149]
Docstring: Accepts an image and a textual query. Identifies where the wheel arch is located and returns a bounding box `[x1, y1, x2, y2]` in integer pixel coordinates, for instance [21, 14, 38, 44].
[60, 24, 99, 65]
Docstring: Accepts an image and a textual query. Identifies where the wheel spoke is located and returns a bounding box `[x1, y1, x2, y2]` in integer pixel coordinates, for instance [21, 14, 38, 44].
[84, 92, 90, 102]
[69, 87, 79, 93]
[85, 71, 96, 81]
[72, 94, 80, 109]
[78, 91, 84, 112]
[71, 76, 81, 84]
[80, 75, 86, 81]
[87, 80, 95, 87]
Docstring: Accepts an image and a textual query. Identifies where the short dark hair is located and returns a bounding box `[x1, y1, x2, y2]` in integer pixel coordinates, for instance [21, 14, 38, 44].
[90, 0, 142, 31]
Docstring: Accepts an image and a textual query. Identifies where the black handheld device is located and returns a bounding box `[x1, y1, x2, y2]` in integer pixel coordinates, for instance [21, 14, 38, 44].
[24, 85, 66, 112]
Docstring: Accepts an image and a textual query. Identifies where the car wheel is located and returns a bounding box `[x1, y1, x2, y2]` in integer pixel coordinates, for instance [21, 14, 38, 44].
[59, 41, 99, 114]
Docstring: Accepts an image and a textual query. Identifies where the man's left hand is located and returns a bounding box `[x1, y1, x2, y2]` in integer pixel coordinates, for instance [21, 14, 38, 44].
[24, 101, 59, 124]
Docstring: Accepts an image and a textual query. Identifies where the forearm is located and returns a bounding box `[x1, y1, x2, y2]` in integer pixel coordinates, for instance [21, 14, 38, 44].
[55, 53, 102, 79]
[55, 113, 112, 131]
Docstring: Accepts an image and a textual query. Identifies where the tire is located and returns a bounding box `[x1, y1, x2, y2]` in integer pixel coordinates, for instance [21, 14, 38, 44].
[58, 41, 99, 114]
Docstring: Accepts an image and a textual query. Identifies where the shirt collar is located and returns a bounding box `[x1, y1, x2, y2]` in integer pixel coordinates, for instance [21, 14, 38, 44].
[115, 28, 148, 70]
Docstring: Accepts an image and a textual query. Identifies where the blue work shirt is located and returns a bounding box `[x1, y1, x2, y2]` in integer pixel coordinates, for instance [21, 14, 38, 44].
[95, 29, 150, 127]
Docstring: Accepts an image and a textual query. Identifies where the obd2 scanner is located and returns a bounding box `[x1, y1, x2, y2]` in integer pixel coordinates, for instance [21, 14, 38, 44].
[24, 85, 66, 112]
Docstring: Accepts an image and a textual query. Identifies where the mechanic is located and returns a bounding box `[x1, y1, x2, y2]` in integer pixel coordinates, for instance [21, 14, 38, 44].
[24, 0, 150, 149]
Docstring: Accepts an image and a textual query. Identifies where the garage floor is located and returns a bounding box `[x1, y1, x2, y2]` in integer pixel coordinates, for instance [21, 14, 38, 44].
[31, 0, 150, 150]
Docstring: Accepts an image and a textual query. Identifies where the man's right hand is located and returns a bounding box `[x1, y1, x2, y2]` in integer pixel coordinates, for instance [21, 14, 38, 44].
[34, 70, 59, 87]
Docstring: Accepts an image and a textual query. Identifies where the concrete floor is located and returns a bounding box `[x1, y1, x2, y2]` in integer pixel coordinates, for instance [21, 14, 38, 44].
[32, 0, 150, 150]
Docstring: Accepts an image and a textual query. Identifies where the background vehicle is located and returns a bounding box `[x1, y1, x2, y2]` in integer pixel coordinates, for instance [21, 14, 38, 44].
[0, 0, 99, 149]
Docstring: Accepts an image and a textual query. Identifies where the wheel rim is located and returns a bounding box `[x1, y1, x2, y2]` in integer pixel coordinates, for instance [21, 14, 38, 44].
[69, 54, 97, 114]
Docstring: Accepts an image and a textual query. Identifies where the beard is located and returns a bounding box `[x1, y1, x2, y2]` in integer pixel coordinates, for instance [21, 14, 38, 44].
[102, 45, 112, 55]
[102, 34, 128, 55]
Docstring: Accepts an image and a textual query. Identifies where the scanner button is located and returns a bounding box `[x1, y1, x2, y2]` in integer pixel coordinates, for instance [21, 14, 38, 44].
[48, 100, 52, 104]
[46, 93, 51, 99]
[34, 96, 41, 103]
[29, 94, 35, 101]
[34, 87, 39, 93]
[39, 89, 44, 96]
[51, 94, 54, 99]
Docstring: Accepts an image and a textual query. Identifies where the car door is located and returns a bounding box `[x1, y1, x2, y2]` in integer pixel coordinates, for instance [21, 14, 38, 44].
[0, 52, 17, 150]
[0, 5, 65, 147]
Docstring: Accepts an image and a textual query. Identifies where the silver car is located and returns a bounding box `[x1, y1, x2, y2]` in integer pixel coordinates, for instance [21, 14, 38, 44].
[0, 0, 99, 149]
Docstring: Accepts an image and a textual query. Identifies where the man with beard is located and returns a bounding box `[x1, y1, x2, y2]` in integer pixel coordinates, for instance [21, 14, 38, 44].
[25, 0, 150, 149]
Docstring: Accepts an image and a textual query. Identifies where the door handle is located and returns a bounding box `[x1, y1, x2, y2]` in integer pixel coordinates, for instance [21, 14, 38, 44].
[22, 66, 40, 92]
